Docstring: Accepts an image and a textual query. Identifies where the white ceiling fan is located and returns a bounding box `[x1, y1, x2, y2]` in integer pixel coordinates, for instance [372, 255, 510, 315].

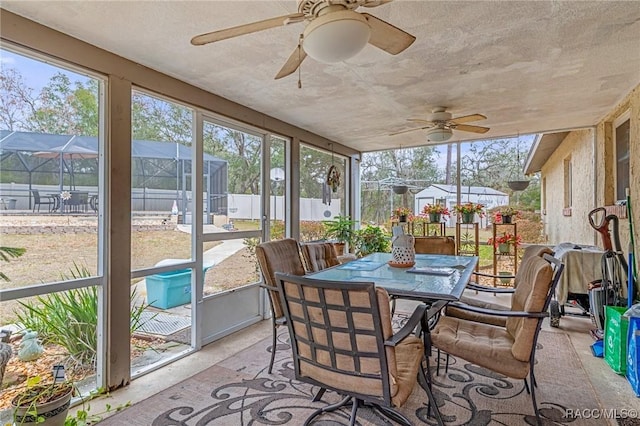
[191, 0, 416, 80]
[390, 107, 490, 142]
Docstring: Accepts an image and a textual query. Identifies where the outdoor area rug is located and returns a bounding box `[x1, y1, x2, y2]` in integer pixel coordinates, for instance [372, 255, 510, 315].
[99, 325, 604, 425]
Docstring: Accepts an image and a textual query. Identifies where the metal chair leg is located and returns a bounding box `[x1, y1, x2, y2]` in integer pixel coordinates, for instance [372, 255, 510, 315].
[530, 367, 542, 426]
[268, 319, 277, 374]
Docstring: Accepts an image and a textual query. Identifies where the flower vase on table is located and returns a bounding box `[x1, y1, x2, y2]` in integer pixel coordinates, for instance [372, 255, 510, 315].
[502, 215, 512, 224]
[429, 213, 441, 223]
[398, 215, 407, 223]
[389, 225, 415, 268]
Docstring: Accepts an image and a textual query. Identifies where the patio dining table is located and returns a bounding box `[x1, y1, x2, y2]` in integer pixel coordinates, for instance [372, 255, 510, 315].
[306, 252, 478, 302]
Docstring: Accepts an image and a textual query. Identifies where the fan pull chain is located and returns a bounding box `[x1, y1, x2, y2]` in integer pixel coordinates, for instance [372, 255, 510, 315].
[298, 35, 303, 89]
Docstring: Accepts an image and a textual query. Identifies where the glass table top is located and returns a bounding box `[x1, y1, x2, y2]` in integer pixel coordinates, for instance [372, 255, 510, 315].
[307, 252, 478, 301]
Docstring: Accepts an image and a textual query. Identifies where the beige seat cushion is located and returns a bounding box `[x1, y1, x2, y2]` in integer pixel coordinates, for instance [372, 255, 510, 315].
[256, 238, 306, 318]
[391, 335, 424, 407]
[446, 296, 508, 327]
[300, 242, 340, 272]
[445, 246, 554, 326]
[431, 316, 530, 379]
[414, 236, 455, 255]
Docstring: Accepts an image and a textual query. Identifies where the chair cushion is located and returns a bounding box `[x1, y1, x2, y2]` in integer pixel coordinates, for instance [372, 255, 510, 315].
[446, 296, 508, 327]
[431, 316, 530, 379]
[256, 239, 306, 318]
[506, 256, 553, 362]
[391, 336, 424, 407]
[446, 246, 553, 328]
[414, 236, 455, 255]
[301, 242, 340, 272]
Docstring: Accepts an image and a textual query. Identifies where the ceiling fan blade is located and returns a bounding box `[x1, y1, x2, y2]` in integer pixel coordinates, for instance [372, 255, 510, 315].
[389, 126, 430, 136]
[453, 123, 490, 134]
[191, 13, 304, 46]
[275, 45, 307, 80]
[449, 113, 487, 124]
[362, 0, 394, 7]
[362, 13, 416, 55]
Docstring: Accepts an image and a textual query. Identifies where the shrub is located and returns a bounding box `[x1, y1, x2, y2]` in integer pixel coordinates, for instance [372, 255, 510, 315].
[16, 263, 150, 368]
[300, 221, 328, 242]
[353, 226, 390, 257]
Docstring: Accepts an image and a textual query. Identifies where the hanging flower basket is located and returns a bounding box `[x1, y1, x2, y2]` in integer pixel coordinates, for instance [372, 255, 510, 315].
[392, 185, 408, 194]
[508, 180, 530, 191]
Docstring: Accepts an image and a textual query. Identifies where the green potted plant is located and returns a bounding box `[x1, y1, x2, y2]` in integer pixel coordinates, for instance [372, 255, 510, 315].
[421, 204, 450, 223]
[453, 202, 485, 224]
[353, 225, 390, 257]
[488, 232, 522, 254]
[322, 215, 357, 255]
[492, 206, 521, 224]
[12, 376, 74, 426]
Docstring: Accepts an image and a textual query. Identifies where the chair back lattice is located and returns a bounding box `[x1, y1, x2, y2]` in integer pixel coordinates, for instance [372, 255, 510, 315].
[275, 273, 396, 406]
[256, 239, 306, 319]
[300, 242, 340, 272]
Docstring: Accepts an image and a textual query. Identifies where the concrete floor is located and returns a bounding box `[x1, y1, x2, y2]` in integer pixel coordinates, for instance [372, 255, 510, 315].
[80, 290, 640, 425]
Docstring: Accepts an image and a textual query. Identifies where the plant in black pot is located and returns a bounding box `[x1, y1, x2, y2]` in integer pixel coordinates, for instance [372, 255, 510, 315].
[322, 215, 357, 255]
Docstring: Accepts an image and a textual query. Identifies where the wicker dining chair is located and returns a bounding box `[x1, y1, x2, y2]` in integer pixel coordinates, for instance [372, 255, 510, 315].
[255, 238, 306, 374]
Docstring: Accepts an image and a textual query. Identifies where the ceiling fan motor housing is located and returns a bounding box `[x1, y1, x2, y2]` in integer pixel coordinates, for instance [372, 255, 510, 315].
[303, 9, 371, 63]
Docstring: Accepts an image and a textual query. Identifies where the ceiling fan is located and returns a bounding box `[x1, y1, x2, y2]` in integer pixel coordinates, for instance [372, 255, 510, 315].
[390, 107, 490, 142]
[191, 0, 415, 80]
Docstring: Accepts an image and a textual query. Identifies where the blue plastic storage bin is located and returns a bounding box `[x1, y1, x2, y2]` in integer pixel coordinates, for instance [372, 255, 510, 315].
[146, 269, 192, 309]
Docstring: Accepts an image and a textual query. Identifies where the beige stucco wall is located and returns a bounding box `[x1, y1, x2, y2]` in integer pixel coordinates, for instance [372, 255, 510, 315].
[541, 129, 597, 245]
[541, 83, 639, 275]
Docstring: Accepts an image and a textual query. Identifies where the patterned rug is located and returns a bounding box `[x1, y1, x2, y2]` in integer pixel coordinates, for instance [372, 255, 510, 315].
[100, 328, 602, 425]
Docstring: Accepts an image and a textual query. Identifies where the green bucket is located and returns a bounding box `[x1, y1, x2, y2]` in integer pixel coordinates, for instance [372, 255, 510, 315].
[604, 306, 630, 374]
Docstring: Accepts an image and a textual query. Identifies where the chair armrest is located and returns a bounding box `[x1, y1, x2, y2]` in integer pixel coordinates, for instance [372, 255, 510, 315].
[473, 271, 515, 279]
[466, 282, 516, 294]
[259, 283, 279, 292]
[385, 303, 427, 346]
[447, 301, 549, 318]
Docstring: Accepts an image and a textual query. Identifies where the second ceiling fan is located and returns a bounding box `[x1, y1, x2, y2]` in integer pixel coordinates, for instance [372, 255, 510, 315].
[191, 0, 415, 80]
[390, 107, 490, 142]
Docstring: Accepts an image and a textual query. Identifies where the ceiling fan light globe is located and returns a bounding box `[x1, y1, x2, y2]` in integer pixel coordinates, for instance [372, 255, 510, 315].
[303, 10, 370, 63]
[426, 127, 453, 142]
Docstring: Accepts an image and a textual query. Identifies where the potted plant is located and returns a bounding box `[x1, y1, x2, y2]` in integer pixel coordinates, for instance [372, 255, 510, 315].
[488, 232, 522, 254]
[353, 225, 390, 257]
[12, 376, 74, 426]
[392, 206, 413, 223]
[421, 204, 450, 223]
[453, 202, 485, 224]
[322, 215, 357, 255]
[493, 206, 521, 224]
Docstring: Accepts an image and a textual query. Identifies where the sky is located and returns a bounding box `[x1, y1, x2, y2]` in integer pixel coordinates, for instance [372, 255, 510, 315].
[0, 48, 91, 92]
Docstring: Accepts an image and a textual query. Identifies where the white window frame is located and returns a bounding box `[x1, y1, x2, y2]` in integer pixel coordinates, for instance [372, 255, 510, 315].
[613, 110, 631, 203]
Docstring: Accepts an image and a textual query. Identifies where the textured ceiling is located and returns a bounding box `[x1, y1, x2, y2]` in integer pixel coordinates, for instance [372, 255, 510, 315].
[2, 1, 640, 153]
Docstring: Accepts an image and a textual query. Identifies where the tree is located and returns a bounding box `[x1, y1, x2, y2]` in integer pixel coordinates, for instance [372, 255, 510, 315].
[360, 146, 441, 224]
[0, 67, 37, 131]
